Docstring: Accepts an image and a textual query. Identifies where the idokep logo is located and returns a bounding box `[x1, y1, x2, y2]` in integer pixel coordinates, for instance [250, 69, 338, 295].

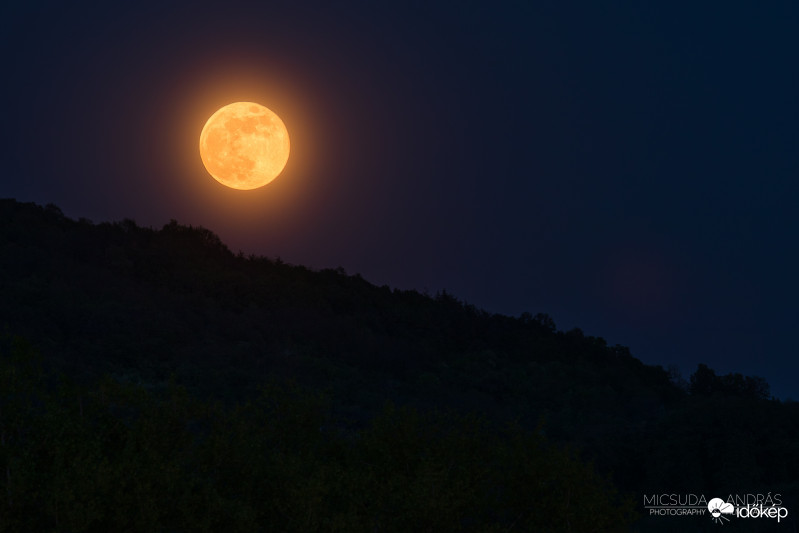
[707, 494, 789, 525]
[644, 493, 789, 526]
[707, 498, 734, 525]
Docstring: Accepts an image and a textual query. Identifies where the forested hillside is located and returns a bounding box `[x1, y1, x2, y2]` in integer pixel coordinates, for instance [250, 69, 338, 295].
[1, 199, 797, 531]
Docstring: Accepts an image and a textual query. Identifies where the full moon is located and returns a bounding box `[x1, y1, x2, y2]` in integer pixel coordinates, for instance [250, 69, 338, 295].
[199, 102, 290, 190]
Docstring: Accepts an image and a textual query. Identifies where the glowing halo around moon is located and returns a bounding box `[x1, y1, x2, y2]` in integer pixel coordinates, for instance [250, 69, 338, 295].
[199, 102, 290, 190]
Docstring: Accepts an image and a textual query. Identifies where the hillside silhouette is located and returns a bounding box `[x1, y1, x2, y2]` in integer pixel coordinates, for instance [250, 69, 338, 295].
[1, 198, 797, 531]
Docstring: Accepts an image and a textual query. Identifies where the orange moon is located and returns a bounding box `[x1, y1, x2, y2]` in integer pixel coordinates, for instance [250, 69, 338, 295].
[199, 102, 290, 190]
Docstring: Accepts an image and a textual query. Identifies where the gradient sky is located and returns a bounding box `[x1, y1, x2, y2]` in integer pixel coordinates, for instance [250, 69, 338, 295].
[2, 1, 797, 398]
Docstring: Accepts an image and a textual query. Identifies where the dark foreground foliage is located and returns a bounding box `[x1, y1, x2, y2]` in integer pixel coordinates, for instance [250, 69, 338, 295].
[1, 199, 798, 531]
[0, 337, 634, 532]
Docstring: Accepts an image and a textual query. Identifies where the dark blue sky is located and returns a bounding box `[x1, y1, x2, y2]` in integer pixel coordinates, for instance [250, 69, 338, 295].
[2, 1, 797, 398]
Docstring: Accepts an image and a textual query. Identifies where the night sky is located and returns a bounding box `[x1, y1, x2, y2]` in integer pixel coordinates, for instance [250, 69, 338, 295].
[2, 2, 797, 399]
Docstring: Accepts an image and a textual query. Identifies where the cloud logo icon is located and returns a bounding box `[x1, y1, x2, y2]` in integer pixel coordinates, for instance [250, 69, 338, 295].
[708, 498, 735, 524]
